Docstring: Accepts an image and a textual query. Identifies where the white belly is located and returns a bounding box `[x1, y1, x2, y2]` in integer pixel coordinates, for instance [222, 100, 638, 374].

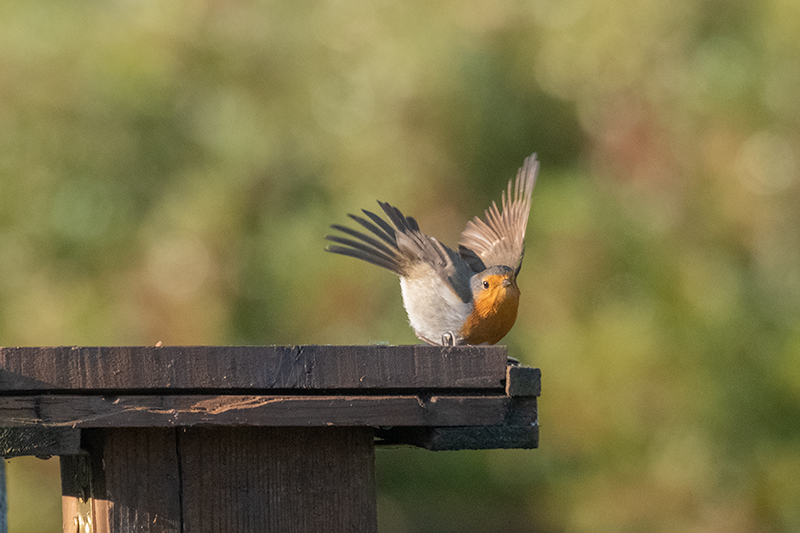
[399, 273, 472, 345]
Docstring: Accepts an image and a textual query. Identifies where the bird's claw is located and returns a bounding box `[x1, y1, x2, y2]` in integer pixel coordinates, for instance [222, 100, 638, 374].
[441, 332, 456, 346]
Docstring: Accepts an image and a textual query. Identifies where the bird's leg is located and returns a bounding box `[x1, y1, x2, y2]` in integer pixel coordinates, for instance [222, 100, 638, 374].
[417, 331, 459, 346]
[415, 332, 439, 346]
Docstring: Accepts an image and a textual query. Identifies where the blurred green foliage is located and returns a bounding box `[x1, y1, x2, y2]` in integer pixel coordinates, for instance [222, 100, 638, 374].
[2, 0, 799, 532]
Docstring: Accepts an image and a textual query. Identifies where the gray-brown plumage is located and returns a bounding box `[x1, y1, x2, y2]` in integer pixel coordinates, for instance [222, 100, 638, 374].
[325, 153, 539, 345]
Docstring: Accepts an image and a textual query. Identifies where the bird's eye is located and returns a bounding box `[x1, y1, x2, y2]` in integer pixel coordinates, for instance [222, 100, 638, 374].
[482, 280, 490, 290]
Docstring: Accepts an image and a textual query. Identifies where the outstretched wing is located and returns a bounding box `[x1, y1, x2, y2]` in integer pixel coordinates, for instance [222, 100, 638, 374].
[326, 201, 473, 303]
[458, 153, 539, 275]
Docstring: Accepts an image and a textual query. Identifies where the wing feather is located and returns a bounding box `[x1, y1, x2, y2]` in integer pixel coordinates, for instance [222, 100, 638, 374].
[458, 153, 539, 274]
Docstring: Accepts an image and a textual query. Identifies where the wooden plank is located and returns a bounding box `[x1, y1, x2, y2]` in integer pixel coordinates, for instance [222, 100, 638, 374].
[376, 397, 539, 450]
[505, 366, 541, 397]
[81, 428, 183, 533]
[0, 345, 507, 392]
[179, 427, 377, 533]
[0, 394, 513, 428]
[61, 454, 93, 533]
[0, 426, 81, 457]
[62, 428, 377, 532]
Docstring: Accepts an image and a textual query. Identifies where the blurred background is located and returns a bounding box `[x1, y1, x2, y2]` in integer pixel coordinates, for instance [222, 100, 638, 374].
[2, 0, 799, 531]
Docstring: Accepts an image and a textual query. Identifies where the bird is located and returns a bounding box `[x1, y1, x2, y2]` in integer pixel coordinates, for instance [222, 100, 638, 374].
[325, 153, 539, 346]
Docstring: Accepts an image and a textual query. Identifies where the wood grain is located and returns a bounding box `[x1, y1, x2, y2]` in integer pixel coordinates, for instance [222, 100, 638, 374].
[62, 427, 377, 533]
[0, 426, 80, 457]
[0, 345, 507, 392]
[0, 394, 515, 428]
[376, 397, 538, 450]
[82, 428, 182, 533]
[61, 454, 94, 533]
[179, 427, 377, 533]
[33, 346, 540, 531]
[1, 345, 541, 456]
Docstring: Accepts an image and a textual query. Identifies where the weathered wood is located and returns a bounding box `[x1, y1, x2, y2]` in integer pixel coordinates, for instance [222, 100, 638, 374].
[0, 346, 540, 452]
[506, 366, 541, 397]
[0, 394, 516, 429]
[61, 454, 93, 533]
[62, 427, 376, 533]
[3, 345, 539, 531]
[376, 397, 538, 450]
[179, 427, 376, 533]
[82, 428, 183, 533]
[0, 345, 507, 392]
[0, 426, 81, 457]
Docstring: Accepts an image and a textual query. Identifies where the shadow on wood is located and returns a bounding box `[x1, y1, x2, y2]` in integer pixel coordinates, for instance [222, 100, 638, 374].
[1, 345, 540, 533]
[62, 427, 375, 533]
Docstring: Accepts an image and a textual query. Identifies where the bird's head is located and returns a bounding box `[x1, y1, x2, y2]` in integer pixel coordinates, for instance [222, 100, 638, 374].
[470, 265, 520, 313]
[461, 265, 521, 345]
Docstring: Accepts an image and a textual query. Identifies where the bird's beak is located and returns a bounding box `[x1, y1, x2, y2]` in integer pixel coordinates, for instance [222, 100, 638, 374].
[502, 277, 519, 291]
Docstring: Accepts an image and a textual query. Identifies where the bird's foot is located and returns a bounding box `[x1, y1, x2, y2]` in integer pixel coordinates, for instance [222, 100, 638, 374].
[441, 332, 457, 346]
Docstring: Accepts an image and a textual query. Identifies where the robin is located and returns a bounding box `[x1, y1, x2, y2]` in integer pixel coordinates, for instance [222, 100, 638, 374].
[325, 153, 539, 346]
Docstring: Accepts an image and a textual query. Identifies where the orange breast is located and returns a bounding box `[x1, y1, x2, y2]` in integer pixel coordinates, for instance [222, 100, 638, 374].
[460, 283, 520, 345]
